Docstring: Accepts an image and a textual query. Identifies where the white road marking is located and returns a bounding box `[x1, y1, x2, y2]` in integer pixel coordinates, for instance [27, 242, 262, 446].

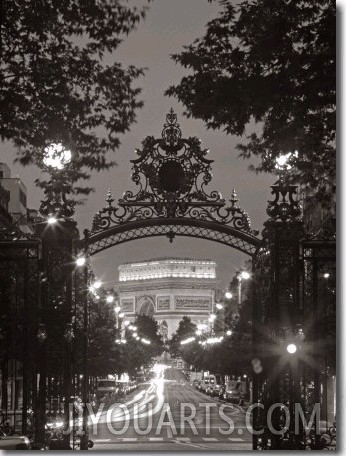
[94, 439, 111, 442]
[121, 437, 138, 441]
[202, 437, 218, 442]
[149, 437, 164, 441]
[228, 437, 245, 441]
[175, 437, 191, 441]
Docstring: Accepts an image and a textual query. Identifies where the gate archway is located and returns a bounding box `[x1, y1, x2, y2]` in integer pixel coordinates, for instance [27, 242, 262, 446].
[80, 110, 261, 256]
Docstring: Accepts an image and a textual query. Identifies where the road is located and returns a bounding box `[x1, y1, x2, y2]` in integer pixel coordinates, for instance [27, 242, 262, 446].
[87, 365, 253, 451]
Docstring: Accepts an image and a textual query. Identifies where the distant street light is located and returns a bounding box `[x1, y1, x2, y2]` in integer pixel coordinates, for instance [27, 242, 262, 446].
[106, 295, 114, 303]
[141, 338, 151, 345]
[216, 303, 223, 310]
[119, 312, 125, 318]
[93, 280, 102, 289]
[114, 305, 121, 313]
[237, 270, 251, 305]
[226, 330, 233, 336]
[181, 337, 195, 345]
[240, 271, 250, 280]
[47, 216, 57, 225]
[208, 314, 216, 322]
[197, 323, 208, 331]
[76, 257, 86, 267]
[287, 343, 297, 354]
[225, 291, 233, 299]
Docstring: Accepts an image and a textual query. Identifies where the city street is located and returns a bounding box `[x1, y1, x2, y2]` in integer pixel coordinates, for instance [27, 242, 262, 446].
[90, 367, 252, 451]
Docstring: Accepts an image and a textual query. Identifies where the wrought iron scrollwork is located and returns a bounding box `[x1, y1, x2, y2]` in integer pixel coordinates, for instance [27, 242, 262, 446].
[266, 184, 302, 222]
[91, 110, 258, 237]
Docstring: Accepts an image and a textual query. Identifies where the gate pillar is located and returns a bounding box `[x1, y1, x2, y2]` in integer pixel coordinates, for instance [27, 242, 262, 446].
[36, 219, 79, 448]
[252, 183, 305, 449]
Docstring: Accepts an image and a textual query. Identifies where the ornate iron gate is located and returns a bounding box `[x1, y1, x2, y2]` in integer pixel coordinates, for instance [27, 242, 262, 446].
[0, 240, 40, 436]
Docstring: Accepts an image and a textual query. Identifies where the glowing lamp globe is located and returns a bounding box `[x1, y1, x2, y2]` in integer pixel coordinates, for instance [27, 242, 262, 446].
[287, 343, 297, 354]
[240, 271, 251, 280]
[43, 143, 72, 170]
[47, 216, 57, 225]
[76, 257, 86, 267]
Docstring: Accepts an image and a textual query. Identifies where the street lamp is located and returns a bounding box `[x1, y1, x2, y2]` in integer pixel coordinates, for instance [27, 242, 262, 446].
[93, 280, 102, 289]
[76, 256, 86, 267]
[47, 216, 58, 225]
[240, 271, 250, 280]
[237, 270, 250, 305]
[275, 151, 298, 172]
[106, 295, 114, 303]
[225, 291, 233, 300]
[287, 343, 297, 354]
[43, 143, 72, 170]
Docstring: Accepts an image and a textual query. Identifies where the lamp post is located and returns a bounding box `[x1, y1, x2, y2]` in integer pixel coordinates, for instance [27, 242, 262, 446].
[237, 270, 250, 306]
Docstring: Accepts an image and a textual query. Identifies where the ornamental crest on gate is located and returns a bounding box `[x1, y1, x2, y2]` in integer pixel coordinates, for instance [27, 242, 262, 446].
[91, 110, 258, 236]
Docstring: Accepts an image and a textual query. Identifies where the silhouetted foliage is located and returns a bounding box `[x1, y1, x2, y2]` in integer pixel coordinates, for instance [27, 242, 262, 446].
[1, 0, 149, 197]
[167, 0, 335, 202]
[169, 316, 197, 360]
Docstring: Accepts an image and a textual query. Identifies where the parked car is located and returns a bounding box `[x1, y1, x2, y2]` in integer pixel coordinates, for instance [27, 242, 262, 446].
[223, 379, 246, 405]
[205, 374, 225, 397]
[200, 378, 210, 393]
[0, 429, 31, 450]
[194, 380, 203, 391]
[96, 378, 118, 401]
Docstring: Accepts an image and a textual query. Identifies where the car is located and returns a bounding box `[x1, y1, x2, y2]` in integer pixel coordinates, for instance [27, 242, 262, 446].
[0, 429, 31, 450]
[223, 379, 246, 405]
[195, 381, 203, 391]
[202, 374, 224, 397]
[207, 375, 225, 397]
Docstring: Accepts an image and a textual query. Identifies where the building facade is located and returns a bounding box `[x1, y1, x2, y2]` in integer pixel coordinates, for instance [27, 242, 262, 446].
[0, 162, 39, 233]
[116, 258, 218, 337]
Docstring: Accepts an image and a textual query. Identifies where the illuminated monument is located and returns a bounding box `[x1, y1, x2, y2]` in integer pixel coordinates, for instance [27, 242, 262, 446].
[116, 258, 218, 337]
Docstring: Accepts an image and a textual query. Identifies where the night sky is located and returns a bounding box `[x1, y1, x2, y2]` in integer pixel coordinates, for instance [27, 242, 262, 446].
[1, 0, 275, 289]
